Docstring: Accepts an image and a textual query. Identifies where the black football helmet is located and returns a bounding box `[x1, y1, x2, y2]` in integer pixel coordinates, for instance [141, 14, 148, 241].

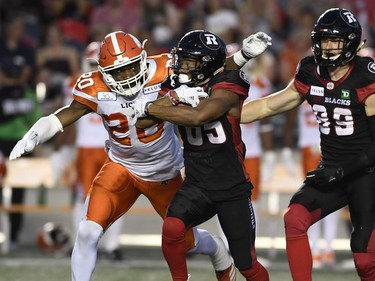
[170, 30, 227, 86]
[311, 8, 362, 67]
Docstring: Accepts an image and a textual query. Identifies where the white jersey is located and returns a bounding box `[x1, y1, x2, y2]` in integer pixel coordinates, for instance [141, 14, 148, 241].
[72, 54, 184, 181]
[241, 75, 271, 157]
[298, 101, 320, 148]
[76, 113, 108, 148]
[63, 74, 108, 148]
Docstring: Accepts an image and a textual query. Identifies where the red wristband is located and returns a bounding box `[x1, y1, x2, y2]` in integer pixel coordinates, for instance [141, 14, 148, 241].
[167, 91, 179, 106]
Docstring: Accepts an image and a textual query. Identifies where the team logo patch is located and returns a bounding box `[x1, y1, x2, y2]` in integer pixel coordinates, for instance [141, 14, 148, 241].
[97, 91, 117, 101]
[326, 82, 334, 90]
[368, 62, 375, 74]
[341, 90, 350, 99]
[310, 86, 324, 97]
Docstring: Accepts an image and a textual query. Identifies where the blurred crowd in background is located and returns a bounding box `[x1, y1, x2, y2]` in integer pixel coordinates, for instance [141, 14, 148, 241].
[1, 0, 374, 144]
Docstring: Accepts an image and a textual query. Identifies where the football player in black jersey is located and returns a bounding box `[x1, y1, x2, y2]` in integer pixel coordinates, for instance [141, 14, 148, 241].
[133, 30, 270, 281]
[241, 7, 375, 281]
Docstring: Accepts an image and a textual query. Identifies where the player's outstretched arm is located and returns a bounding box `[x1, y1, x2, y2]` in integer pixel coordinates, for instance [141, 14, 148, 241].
[9, 100, 90, 160]
[241, 80, 303, 124]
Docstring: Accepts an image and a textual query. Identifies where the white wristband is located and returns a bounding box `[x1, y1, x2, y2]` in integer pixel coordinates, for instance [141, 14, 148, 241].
[233, 50, 252, 67]
[28, 114, 64, 144]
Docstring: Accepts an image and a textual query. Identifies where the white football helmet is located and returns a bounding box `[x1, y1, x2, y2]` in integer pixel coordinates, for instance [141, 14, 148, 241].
[82, 41, 100, 73]
[98, 31, 148, 99]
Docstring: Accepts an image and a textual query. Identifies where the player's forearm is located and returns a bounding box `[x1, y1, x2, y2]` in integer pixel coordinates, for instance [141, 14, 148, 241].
[241, 98, 268, 123]
[148, 104, 201, 127]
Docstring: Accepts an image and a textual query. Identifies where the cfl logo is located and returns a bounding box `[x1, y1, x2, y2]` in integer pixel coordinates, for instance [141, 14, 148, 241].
[204, 34, 219, 46]
[343, 11, 357, 23]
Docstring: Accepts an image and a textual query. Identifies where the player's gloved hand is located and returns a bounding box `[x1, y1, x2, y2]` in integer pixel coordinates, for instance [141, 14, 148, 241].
[242, 32, 272, 58]
[305, 164, 345, 186]
[172, 85, 208, 107]
[233, 32, 272, 66]
[130, 98, 154, 126]
[9, 131, 39, 160]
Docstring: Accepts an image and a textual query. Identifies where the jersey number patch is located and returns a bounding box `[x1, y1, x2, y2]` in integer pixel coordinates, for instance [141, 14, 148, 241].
[313, 104, 354, 136]
[184, 121, 226, 145]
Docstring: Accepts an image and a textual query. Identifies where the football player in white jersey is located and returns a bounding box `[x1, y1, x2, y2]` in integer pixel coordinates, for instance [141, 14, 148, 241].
[9, 31, 271, 281]
[62, 42, 125, 260]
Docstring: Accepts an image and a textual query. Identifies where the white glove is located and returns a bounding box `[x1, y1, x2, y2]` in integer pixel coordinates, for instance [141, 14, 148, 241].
[130, 98, 153, 126]
[281, 147, 297, 177]
[233, 32, 272, 66]
[9, 114, 63, 160]
[9, 131, 39, 160]
[174, 85, 208, 107]
[243, 32, 272, 58]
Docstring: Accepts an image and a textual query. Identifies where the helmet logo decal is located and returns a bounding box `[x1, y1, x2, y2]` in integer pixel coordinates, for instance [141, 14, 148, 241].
[368, 62, 375, 74]
[202, 33, 221, 50]
[204, 34, 219, 45]
[343, 11, 357, 24]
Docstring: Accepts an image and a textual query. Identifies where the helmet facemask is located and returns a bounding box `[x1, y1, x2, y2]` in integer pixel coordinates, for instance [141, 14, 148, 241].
[312, 33, 359, 67]
[171, 49, 214, 86]
[98, 32, 148, 100]
[99, 51, 147, 99]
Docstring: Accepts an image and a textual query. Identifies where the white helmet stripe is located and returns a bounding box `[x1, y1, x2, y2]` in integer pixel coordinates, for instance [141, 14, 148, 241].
[110, 32, 123, 60]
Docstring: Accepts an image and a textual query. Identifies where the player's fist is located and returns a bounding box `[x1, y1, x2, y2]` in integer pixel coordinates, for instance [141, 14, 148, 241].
[9, 131, 39, 160]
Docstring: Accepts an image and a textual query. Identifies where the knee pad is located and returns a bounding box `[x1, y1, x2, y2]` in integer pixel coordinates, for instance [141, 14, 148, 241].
[162, 217, 185, 241]
[77, 220, 103, 246]
[284, 204, 312, 237]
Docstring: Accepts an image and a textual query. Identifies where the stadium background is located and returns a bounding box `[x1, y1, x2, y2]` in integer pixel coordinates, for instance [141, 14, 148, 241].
[1, 0, 374, 280]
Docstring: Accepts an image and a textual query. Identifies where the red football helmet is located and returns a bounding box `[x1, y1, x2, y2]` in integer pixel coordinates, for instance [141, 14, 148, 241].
[82, 41, 100, 73]
[98, 31, 147, 99]
[37, 222, 70, 253]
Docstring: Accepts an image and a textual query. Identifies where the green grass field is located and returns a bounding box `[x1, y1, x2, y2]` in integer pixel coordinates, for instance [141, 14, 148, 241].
[0, 263, 359, 281]
[0, 250, 360, 281]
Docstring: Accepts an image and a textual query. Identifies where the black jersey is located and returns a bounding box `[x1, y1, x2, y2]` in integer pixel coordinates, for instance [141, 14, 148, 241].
[294, 56, 375, 163]
[178, 70, 250, 191]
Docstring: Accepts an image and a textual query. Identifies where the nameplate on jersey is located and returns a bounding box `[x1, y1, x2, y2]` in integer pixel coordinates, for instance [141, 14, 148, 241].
[310, 86, 324, 97]
[143, 84, 161, 95]
[97, 92, 117, 101]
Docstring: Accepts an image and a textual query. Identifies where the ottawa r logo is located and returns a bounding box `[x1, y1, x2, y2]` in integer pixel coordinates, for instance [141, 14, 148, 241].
[368, 62, 375, 74]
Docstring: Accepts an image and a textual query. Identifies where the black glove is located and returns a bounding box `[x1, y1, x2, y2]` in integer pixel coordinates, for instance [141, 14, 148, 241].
[305, 164, 345, 186]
